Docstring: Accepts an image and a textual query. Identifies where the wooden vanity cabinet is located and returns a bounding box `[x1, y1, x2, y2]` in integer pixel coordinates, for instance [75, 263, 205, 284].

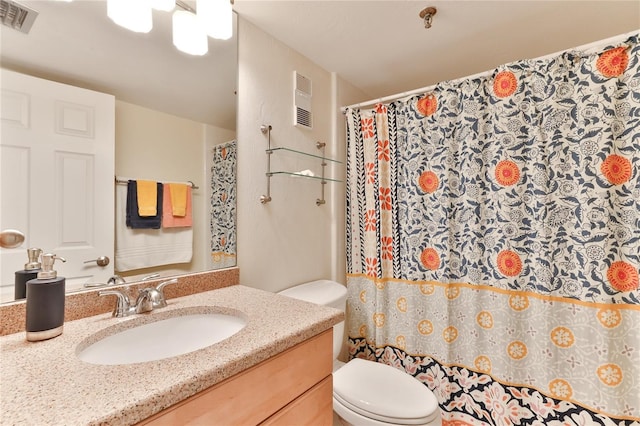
[138, 329, 334, 426]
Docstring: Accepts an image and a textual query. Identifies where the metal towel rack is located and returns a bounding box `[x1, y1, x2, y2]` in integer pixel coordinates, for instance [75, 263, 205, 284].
[115, 177, 199, 190]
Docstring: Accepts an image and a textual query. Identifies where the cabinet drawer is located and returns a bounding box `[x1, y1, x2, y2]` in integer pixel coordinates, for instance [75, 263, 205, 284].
[139, 329, 332, 426]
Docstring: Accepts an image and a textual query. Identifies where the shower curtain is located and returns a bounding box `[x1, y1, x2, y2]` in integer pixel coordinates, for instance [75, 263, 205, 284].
[345, 34, 639, 425]
[210, 140, 237, 269]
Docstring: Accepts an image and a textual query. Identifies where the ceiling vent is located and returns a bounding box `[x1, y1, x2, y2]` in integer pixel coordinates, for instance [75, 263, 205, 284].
[0, 0, 38, 34]
[293, 71, 312, 129]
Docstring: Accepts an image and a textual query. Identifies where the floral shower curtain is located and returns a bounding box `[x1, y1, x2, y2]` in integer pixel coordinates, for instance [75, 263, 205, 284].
[345, 34, 639, 425]
[210, 140, 237, 269]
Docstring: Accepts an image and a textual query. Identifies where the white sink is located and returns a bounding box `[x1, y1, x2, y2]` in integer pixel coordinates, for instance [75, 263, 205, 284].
[77, 312, 246, 365]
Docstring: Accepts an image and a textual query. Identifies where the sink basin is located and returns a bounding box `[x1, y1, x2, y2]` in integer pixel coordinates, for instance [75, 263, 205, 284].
[77, 312, 246, 365]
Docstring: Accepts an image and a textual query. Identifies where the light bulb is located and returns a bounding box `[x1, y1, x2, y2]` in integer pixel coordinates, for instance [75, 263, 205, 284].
[107, 0, 152, 33]
[196, 0, 232, 40]
[172, 10, 208, 56]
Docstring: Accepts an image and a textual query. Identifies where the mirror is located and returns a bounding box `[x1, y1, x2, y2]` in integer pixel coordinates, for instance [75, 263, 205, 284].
[0, 1, 237, 303]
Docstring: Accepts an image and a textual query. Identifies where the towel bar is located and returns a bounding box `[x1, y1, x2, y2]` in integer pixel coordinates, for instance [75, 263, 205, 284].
[115, 177, 198, 190]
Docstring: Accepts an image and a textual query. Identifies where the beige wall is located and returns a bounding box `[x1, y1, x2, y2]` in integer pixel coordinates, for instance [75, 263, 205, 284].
[115, 101, 236, 280]
[236, 18, 367, 293]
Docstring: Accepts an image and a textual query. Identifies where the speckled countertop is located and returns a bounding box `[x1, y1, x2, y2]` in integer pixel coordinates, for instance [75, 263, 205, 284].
[0, 285, 343, 426]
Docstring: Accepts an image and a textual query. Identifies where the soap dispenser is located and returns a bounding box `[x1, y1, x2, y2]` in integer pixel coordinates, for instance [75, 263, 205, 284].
[25, 253, 66, 342]
[14, 248, 42, 300]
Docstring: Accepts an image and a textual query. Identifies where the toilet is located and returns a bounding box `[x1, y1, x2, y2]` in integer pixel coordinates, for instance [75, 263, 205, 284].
[279, 280, 441, 426]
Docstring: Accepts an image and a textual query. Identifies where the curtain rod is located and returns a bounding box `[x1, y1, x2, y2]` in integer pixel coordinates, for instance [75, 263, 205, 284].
[341, 29, 638, 112]
[115, 177, 199, 190]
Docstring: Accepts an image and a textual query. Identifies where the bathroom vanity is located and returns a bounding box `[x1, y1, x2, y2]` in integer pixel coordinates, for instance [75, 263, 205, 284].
[0, 284, 343, 425]
[140, 330, 333, 425]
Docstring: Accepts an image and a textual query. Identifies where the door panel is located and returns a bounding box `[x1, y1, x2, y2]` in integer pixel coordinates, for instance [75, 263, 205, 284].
[1, 69, 115, 301]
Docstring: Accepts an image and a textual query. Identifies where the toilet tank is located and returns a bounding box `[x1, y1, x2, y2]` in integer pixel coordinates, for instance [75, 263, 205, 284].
[278, 280, 347, 360]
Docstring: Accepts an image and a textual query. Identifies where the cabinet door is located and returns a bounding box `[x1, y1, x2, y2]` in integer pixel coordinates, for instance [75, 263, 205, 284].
[139, 329, 333, 426]
[260, 376, 333, 426]
[1, 69, 115, 299]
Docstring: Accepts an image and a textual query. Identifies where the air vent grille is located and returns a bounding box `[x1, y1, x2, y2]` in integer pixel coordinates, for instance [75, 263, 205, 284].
[296, 107, 312, 128]
[296, 73, 312, 96]
[0, 0, 38, 34]
[293, 71, 312, 129]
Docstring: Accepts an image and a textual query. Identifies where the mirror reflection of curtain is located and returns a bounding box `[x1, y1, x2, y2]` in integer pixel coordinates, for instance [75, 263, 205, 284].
[210, 140, 237, 269]
[345, 34, 639, 425]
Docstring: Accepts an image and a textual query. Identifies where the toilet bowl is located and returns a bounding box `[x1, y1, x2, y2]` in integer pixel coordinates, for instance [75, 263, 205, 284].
[279, 280, 441, 426]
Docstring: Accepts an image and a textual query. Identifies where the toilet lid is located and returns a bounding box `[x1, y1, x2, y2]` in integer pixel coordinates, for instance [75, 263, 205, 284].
[278, 280, 347, 307]
[333, 358, 439, 424]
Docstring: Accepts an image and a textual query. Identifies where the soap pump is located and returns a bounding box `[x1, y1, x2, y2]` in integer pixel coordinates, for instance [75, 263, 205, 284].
[25, 253, 66, 342]
[14, 248, 42, 300]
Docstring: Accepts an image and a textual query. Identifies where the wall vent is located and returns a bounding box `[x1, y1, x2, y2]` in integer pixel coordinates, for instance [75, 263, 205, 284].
[293, 71, 312, 129]
[0, 0, 38, 34]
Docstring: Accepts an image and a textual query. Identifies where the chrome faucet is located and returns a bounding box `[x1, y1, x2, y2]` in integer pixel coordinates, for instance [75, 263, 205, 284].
[134, 288, 159, 314]
[99, 278, 178, 317]
[107, 274, 126, 285]
[84, 274, 126, 288]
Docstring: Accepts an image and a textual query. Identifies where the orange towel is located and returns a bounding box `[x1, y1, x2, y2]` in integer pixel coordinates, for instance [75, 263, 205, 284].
[169, 183, 188, 217]
[136, 180, 157, 217]
[162, 184, 192, 228]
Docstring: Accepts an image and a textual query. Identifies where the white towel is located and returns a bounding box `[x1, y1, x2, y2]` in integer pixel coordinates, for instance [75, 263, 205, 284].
[115, 184, 192, 272]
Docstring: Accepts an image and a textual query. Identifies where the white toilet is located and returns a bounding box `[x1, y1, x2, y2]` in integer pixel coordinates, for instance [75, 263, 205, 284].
[279, 280, 441, 426]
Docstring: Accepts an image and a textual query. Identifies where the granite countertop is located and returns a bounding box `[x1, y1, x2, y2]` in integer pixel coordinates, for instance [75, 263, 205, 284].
[0, 285, 343, 426]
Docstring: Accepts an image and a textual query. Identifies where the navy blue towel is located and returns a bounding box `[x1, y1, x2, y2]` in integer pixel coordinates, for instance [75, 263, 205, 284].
[126, 180, 163, 229]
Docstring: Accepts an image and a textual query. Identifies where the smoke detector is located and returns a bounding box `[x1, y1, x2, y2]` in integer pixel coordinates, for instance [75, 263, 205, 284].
[0, 0, 38, 34]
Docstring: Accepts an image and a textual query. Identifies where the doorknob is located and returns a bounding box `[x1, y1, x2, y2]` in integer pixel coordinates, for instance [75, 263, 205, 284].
[0, 229, 25, 248]
[84, 256, 110, 267]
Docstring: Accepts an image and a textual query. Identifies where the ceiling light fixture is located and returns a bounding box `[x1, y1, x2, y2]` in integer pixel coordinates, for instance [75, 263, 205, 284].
[172, 9, 208, 56]
[107, 0, 153, 33]
[106, 0, 233, 56]
[419, 6, 437, 29]
[196, 0, 233, 40]
[151, 0, 175, 12]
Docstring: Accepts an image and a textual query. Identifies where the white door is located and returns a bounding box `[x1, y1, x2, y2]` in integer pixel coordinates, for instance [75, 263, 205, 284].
[0, 69, 115, 301]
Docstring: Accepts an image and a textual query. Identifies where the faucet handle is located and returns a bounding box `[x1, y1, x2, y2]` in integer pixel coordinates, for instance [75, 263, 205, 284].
[141, 273, 160, 281]
[84, 282, 108, 288]
[99, 289, 132, 317]
[155, 278, 178, 307]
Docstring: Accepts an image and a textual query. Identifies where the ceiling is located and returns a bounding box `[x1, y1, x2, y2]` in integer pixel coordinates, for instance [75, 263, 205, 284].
[1, 1, 638, 126]
[234, 1, 640, 105]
